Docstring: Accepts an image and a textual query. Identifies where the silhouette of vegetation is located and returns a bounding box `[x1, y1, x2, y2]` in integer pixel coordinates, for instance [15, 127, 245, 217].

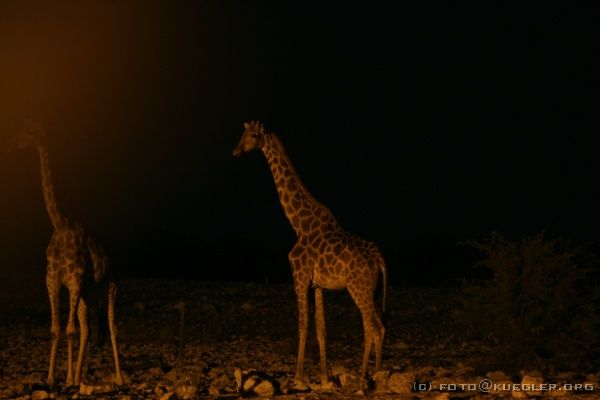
[460, 231, 600, 372]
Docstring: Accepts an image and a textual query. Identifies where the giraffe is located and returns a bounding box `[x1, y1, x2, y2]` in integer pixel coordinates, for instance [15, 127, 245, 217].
[233, 121, 387, 385]
[17, 120, 123, 386]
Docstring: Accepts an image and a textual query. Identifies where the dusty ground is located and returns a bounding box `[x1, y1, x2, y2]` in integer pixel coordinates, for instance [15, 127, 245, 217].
[0, 279, 598, 399]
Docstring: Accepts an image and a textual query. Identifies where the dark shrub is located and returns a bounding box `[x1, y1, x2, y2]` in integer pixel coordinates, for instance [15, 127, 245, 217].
[461, 232, 599, 371]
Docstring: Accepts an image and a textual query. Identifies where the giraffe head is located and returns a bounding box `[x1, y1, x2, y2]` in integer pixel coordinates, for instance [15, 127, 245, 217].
[15, 119, 46, 149]
[87, 237, 108, 283]
[233, 120, 266, 157]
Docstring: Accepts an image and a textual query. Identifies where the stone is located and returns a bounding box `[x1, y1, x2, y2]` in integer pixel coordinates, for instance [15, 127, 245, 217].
[253, 380, 275, 397]
[487, 370, 510, 382]
[331, 365, 349, 376]
[79, 383, 114, 396]
[521, 375, 544, 397]
[512, 387, 528, 399]
[133, 302, 146, 312]
[435, 393, 450, 400]
[388, 372, 415, 394]
[31, 390, 49, 400]
[339, 373, 360, 390]
[154, 385, 168, 396]
[556, 371, 576, 382]
[490, 379, 514, 395]
[235, 368, 279, 397]
[372, 370, 390, 393]
[208, 385, 221, 395]
[175, 384, 198, 400]
[547, 387, 571, 397]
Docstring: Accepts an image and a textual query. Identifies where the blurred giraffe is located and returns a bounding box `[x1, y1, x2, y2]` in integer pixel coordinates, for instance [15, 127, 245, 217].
[17, 120, 123, 386]
[233, 121, 387, 385]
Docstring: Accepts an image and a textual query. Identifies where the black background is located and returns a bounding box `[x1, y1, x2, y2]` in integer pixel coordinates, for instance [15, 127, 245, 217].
[1, 2, 599, 288]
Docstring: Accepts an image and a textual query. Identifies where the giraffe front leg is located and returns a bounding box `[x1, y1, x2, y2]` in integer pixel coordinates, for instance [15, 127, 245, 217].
[314, 287, 329, 386]
[294, 285, 309, 385]
[108, 282, 124, 385]
[46, 279, 60, 385]
[66, 287, 81, 386]
[75, 298, 89, 385]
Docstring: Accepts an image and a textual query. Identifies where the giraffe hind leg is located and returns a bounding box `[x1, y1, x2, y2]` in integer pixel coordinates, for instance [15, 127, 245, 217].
[65, 286, 81, 386]
[374, 314, 385, 372]
[46, 278, 60, 385]
[108, 282, 123, 385]
[347, 283, 382, 381]
[75, 298, 89, 385]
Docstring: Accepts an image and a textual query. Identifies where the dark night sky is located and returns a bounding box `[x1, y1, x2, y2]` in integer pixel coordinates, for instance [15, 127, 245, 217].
[1, 2, 599, 287]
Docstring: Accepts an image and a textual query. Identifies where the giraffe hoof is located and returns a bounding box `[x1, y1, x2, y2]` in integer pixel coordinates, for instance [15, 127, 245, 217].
[319, 380, 335, 390]
[292, 377, 310, 391]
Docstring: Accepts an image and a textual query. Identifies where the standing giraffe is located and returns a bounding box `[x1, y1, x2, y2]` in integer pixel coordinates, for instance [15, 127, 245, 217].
[17, 120, 123, 386]
[233, 121, 387, 385]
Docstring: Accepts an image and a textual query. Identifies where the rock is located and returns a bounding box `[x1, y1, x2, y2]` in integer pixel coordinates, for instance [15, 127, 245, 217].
[331, 365, 349, 376]
[208, 367, 226, 379]
[290, 379, 310, 392]
[431, 376, 452, 390]
[556, 371, 576, 382]
[390, 341, 410, 350]
[338, 373, 360, 391]
[146, 367, 163, 379]
[79, 383, 114, 396]
[586, 372, 600, 383]
[490, 379, 513, 395]
[208, 385, 221, 395]
[234, 369, 279, 397]
[512, 387, 528, 399]
[521, 375, 544, 397]
[388, 372, 415, 394]
[521, 369, 543, 378]
[104, 371, 131, 385]
[487, 370, 510, 382]
[163, 366, 203, 387]
[435, 393, 450, 400]
[133, 302, 146, 312]
[154, 384, 168, 396]
[372, 370, 390, 393]
[547, 387, 571, 397]
[434, 367, 452, 377]
[253, 380, 276, 397]
[175, 384, 198, 399]
[241, 301, 255, 312]
[211, 373, 230, 388]
[31, 390, 49, 400]
[79, 383, 94, 396]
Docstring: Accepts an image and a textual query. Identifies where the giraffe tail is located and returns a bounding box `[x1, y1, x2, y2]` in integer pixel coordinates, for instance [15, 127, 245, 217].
[378, 255, 387, 314]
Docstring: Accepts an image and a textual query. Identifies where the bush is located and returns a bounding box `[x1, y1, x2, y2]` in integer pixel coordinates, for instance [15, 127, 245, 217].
[461, 231, 599, 371]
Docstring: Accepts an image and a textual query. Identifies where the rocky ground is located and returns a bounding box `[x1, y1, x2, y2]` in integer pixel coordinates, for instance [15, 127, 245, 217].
[0, 279, 598, 399]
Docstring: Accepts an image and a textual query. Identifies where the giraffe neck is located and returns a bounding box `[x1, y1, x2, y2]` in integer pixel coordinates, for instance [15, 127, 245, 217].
[37, 145, 63, 230]
[261, 133, 337, 237]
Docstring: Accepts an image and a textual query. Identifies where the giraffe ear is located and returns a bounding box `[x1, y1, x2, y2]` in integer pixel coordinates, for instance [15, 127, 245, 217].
[244, 122, 251, 129]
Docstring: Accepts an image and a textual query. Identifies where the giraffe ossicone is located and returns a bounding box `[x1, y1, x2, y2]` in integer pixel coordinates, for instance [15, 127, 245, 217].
[234, 120, 387, 386]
